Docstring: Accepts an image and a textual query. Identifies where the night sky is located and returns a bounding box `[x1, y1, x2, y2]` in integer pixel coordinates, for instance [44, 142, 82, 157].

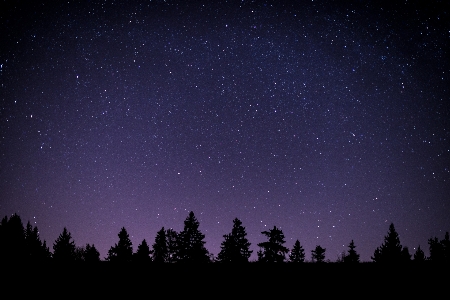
[1, 1, 449, 262]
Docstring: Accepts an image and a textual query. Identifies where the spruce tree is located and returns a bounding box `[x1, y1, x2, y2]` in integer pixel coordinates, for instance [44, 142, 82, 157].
[107, 227, 133, 262]
[289, 240, 305, 263]
[371, 223, 403, 263]
[152, 227, 168, 263]
[311, 245, 326, 263]
[401, 246, 412, 262]
[217, 218, 252, 263]
[343, 240, 360, 263]
[428, 232, 450, 262]
[0, 214, 26, 261]
[166, 228, 178, 263]
[53, 227, 76, 262]
[134, 239, 152, 262]
[84, 244, 101, 262]
[413, 245, 426, 262]
[257, 226, 289, 263]
[176, 211, 209, 263]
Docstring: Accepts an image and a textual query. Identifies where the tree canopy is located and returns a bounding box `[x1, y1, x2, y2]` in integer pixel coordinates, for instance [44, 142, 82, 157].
[257, 226, 289, 263]
[176, 211, 210, 263]
[107, 227, 133, 262]
[53, 227, 76, 262]
[217, 218, 252, 263]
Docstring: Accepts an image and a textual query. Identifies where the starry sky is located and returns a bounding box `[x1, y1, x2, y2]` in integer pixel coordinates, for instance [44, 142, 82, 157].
[1, 0, 449, 262]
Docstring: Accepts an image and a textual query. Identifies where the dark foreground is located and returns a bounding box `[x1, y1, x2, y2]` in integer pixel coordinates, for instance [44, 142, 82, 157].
[5, 262, 448, 296]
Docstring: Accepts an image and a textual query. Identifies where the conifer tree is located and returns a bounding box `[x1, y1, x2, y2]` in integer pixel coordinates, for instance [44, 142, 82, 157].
[176, 211, 209, 263]
[428, 231, 450, 262]
[289, 240, 305, 263]
[343, 240, 360, 263]
[84, 244, 101, 262]
[134, 239, 152, 262]
[311, 245, 326, 263]
[53, 227, 77, 262]
[401, 246, 412, 262]
[107, 227, 133, 262]
[0, 214, 26, 261]
[166, 228, 178, 263]
[371, 223, 403, 263]
[152, 227, 168, 263]
[413, 245, 426, 262]
[257, 226, 289, 263]
[217, 218, 252, 263]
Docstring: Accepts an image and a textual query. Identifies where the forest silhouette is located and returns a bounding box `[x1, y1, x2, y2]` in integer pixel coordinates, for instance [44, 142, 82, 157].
[0, 211, 449, 265]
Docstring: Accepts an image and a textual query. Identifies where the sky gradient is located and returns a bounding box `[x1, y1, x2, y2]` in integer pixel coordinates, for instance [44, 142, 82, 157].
[1, 0, 449, 262]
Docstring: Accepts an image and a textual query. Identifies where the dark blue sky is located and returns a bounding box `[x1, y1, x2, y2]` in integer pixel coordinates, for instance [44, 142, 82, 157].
[1, 0, 449, 261]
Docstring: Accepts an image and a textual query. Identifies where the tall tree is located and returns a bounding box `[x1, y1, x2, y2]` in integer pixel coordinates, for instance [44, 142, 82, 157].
[53, 227, 77, 262]
[343, 240, 360, 263]
[134, 239, 152, 262]
[176, 211, 209, 263]
[166, 228, 178, 263]
[107, 227, 133, 262]
[371, 223, 403, 263]
[25, 221, 48, 261]
[289, 240, 305, 263]
[311, 245, 326, 263]
[257, 226, 289, 263]
[428, 232, 450, 263]
[217, 218, 252, 263]
[152, 227, 168, 263]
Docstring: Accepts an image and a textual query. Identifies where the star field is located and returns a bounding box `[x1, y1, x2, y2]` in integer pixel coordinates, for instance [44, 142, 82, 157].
[1, 1, 449, 261]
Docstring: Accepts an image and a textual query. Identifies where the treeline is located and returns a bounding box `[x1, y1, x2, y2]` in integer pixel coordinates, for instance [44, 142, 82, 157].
[1, 211, 449, 263]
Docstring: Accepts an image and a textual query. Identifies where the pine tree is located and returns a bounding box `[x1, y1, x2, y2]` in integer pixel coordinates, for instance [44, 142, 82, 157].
[166, 228, 178, 263]
[257, 226, 289, 263]
[53, 227, 77, 262]
[428, 231, 450, 263]
[176, 211, 209, 263]
[401, 246, 412, 262]
[217, 218, 252, 263]
[152, 227, 168, 263]
[134, 239, 152, 262]
[371, 223, 403, 263]
[289, 240, 305, 262]
[413, 245, 426, 262]
[84, 244, 100, 262]
[311, 245, 326, 263]
[0, 214, 26, 261]
[107, 227, 133, 262]
[343, 240, 360, 263]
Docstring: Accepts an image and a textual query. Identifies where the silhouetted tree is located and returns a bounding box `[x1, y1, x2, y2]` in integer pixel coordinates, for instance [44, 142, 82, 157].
[53, 227, 77, 262]
[401, 246, 412, 262]
[217, 218, 252, 263]
[371, 223, 403, 263]
[0, 214, 26, 261]
[84, 244, 100, 262]
[428, 232, 450, 263]
[289, 240, 305, 262]
[134, 239, 152, 262]
[176, 211, 210, 263]
[257, 226, 289, 263]
[107, 227, 133, 262]
[24, 221, 51, 261]
[311, 245, 326, 263]
[152, 227, 168, 263]
[413, 245, 426, 262]
[343, 240, 360, 263]
[166, 228, 178, 263]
